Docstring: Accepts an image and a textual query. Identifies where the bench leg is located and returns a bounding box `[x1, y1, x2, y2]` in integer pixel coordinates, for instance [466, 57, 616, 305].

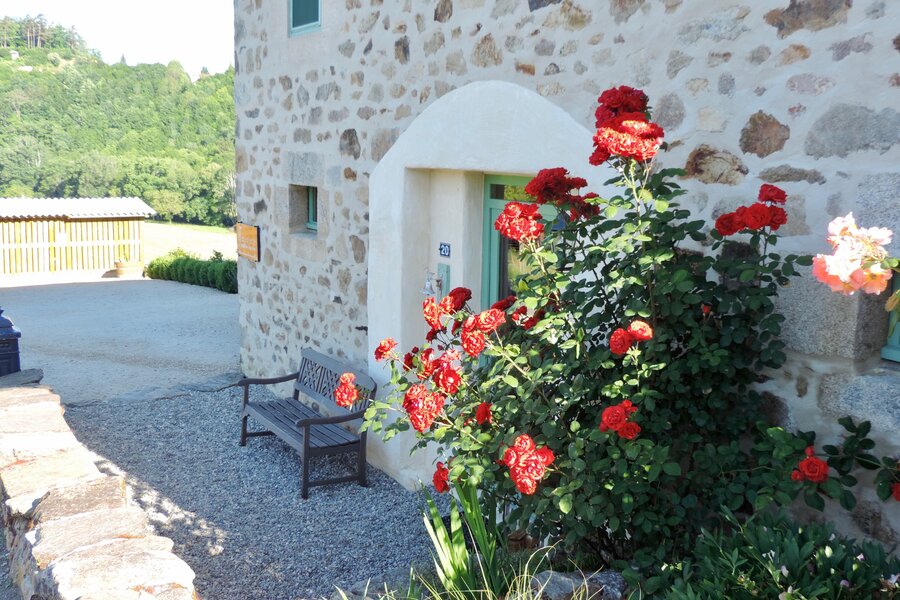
[358, 441, 368, 488]
[239, 414, 248, 446]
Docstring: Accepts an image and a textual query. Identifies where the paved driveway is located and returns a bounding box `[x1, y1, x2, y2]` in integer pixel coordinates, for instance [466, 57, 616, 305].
[0, 279, 240, 405]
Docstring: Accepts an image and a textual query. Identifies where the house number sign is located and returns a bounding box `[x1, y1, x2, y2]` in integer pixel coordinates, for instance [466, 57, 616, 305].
[439, 242, 451, 257]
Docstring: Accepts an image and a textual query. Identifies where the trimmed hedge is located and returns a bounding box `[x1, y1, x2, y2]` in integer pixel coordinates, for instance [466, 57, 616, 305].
[146, 249, 237, 293]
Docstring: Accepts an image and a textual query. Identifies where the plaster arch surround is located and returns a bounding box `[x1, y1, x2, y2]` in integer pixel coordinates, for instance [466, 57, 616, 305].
[365, 80, 602, 487]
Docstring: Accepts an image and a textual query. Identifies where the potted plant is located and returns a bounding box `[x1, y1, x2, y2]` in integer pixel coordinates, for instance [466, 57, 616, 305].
[114, 250, 144, 278]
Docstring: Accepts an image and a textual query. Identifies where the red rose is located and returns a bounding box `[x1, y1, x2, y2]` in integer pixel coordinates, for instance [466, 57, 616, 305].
[403, 385, 445, 432]
[433, 462, 450, 493]
[433, 365, 462, 395]
[460, 328, 486, 357]
[334, 372, 358, 408]
[767, 205, 788, 231]
[595, 86, 649, 127]
[512, 473, 538, 495]
[438, 349, 461, 366]
[417, 348, 438, 380]
[535, 446, 554, 466]
[476, 308, 506, 333]
[402, 346, 419, 371]
[620, 399, 638, 416]
[439, 287, 472, 314]
[475, 402, 492, 425]
[617, 421, 641, 440]
[593, 112, 664, 163]
[892, 482, 900, 501]
[715, 212, 742, 237]
[495, 202, 545, 242]
[521, 310, 545, 330]
[609, 328, 634, 356]
[423, 297, 443, 330]
[525, 167, 589, 205]
[758, 183, 787, 204]
[743, 203, 771, 230]
[627, 320, 653, 342]
[791, 469, 804, 481]
[798, 455, 829, 483]
[374, 337, 397, 361]
[600, 405, 628, 432]
[701, 305, 711, 315]
[491, 295, 516, 312]
[588, 146, 611, 166]
[503, 434, 553, 496]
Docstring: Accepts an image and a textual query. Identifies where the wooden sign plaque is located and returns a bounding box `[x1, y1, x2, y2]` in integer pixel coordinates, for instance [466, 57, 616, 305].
[236, 223, 260, 262]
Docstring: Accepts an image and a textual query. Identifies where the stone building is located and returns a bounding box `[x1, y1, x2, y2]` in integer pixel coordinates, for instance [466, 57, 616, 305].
[233, 0, 899, 540]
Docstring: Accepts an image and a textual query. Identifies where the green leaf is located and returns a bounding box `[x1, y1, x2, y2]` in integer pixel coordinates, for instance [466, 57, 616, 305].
[654, 198, 669, 212]
[502, 374, 518, 387]
[662, 462, 682, 476]
[559, 494, 573, 514]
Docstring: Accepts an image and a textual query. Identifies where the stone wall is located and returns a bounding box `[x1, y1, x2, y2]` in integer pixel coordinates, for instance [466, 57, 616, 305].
[234, 0, 899, 538]
[0, 384, 197, 599]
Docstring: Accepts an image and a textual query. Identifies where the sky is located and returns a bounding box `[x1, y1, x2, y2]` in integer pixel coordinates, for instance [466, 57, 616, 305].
[1, 0, 234, 79]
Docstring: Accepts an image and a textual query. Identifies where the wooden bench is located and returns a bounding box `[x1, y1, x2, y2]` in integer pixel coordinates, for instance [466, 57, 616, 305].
[237, 348, 377, 499]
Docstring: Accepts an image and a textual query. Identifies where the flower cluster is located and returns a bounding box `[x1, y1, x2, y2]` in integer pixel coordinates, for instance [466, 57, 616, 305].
[812, 213, 894, 295]
[475, 402, 492, 425]
[589, 86, 663, 165]
[524, 167, 600, 220]
[460, 308, 506, 358]
[609, 320, 653, 356]
[433, 461, 450, 493]
[495, 201, 544, 242]
[502, 434, 554, 495]
[599, 399, 641, 440]
[714, 184, 789, 236]
[374, 337, 397, 361]
[334, 372, 358, 408]
[791, 447, 829, 483]
[402, 384, 446, 432]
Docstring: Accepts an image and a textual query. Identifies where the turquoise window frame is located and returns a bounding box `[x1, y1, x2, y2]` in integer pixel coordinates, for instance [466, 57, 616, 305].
[289, 0, 321, 36]
[882, 276, 900, 362]
[306, 187, 318, 231]
[480, 174, 555, 309]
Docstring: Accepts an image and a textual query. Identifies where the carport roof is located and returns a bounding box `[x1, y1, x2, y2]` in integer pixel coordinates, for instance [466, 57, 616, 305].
[0, 197, 156, 219]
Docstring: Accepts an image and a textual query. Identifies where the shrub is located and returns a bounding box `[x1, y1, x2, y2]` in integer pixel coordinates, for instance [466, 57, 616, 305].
[145, 249, 236, 293]
[664, 509, 900, 599]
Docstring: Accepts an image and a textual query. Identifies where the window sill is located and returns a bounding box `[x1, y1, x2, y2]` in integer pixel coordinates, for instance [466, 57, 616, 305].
[289, 22, 321, 37]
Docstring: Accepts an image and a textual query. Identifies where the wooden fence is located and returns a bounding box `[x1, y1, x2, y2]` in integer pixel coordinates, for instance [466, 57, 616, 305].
[0, 218, 143, 276]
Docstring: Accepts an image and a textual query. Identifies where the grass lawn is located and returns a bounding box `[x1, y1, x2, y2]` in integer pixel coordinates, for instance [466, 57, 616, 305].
[143, 220, 237, 262]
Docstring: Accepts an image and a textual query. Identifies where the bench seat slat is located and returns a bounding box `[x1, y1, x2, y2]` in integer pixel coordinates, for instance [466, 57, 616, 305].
[248, 399, 358, 448]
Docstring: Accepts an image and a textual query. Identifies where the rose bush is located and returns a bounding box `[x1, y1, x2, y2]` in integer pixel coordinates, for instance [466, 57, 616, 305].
[360, 87, 898, 589]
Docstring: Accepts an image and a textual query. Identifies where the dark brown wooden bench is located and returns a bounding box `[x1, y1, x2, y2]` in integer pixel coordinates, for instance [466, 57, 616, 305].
[237, 348, 377, 499]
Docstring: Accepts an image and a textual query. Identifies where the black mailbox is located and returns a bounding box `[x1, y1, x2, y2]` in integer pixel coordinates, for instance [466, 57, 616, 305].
[0, 307, 22, 377]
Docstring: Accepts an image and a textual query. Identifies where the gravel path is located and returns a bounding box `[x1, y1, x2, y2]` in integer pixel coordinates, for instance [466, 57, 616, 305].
[0, 546, 16, 600]
[63, 383, 437, 600]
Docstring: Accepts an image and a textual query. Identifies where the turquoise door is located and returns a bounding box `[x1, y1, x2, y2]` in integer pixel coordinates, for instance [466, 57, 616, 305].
[481, 175, 554, 308]
[883, 277, 900, 362]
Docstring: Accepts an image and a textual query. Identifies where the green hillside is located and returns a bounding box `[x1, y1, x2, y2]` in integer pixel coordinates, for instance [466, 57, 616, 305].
[0, 16, 236, 226]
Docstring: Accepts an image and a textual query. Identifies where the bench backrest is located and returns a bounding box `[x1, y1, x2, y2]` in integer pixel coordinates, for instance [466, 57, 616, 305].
[293, 348, 377, 417]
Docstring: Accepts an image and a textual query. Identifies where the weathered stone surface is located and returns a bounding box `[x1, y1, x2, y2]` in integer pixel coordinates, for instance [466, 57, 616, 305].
[856, 173, 900, 255]
[434, 0, 453, 22]
[535, 39, 555, 56]
[33, 476, 128, 524]
[708, 51, 732, 66]
[339, 129, 361, 160]
[528, 0, 563, 10]
[2, 449, 102, 517]
[492, 0, 518, 18]
[287, 151, 323, 184]
[542, 1, 591, 30]
[740, 111, 790, 157]
[805, 104, 900, 158]
[371, 128, 399, 162]
[865, 1, 885, 19]
[0, 402, 69, 434]
[610, 0, 646, 23]
[718, 73, 735, 96]
[394, 36, 410, 64]
[765, 0, 851, 38]
[685, 145, 748, 185]
[0, 431, 82, 470]
[655, 93, 685, 131]
[338, 40, 356, 58]
[787, 73, 835, 95]
[29, 507, 152, 567]
[678, 6, 749, 43]
[820, 369, 900, 434]
[830, 34, 873, 61]
[0, 370, 43, 388]
[472, 34, 502, 67]
[697, 107, 727, 132]
[531, 570, 626, 600]
[747, 45, 771, 64]
[666, 50, 692, 78]
[43, 548, 195, 600]
[446, 51, 467, 75]
[851, 499, 897, 545]
[0, 388, 59, 409]
[582, 571, 628, 600]
[776, 268, 888, 359]
[423, 30, 444, 55]
[758, 165, 825, 184]
[777, 43, 811, 64]
[516, 61, 536, 75]
[544, 62, 560, 75]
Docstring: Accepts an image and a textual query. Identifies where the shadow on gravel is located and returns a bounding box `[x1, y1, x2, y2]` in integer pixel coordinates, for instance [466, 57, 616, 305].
[63, 383, 436, 600]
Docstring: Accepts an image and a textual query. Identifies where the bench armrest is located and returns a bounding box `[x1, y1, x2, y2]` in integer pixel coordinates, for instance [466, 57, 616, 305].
[237, 372, 300, 387]
[296, 410, 366, 428]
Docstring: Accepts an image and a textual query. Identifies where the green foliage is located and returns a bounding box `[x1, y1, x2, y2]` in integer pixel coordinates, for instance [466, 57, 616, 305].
[145, 249, 237, 293]
[0, 20, 235, 226]
[662, 509, 900, 600]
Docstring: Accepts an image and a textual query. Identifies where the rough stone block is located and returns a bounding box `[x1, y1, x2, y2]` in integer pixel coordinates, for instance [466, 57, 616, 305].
[1, 448, 102, 517]
[0, 369, 43, 388]
[819, 369, 900, 436]
[0, 401, 69, 434]
[0, 431, 82, 469]
[775, 268, 888, 360]
[855, 173, 900, 254]
[33, 476, 129, 524]
[286, 151, 324, 184]
[804, 104, 900, 158]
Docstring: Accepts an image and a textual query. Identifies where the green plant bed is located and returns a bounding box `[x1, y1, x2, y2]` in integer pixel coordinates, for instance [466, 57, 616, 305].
[146, 248, 237, 293]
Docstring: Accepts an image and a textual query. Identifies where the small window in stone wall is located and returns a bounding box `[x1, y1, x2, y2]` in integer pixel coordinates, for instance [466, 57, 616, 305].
[289, 0, 320, 36]
[289, 185, 318, 234]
